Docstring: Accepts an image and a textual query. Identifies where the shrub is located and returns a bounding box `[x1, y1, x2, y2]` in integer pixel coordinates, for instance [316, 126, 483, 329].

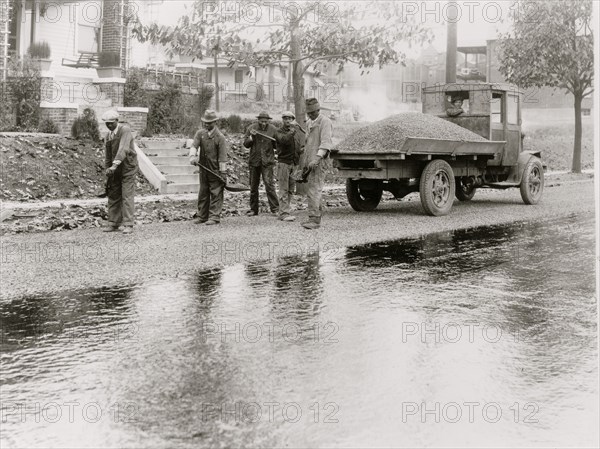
[197, 84, 214, 117]
[7, 58, 41, 130]
[98, 51, 120, 68]
[38, 118, 60, 134]
[227, 114, 242, 133]
[124, 68, 148, 107]
[71, 108, 100, 141]
[27, 41, 51, 59]
[147, 78, 184, 134]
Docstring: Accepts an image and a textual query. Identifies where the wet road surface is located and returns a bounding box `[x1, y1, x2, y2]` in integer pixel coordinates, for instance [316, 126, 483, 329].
[1, 214, 597, 448]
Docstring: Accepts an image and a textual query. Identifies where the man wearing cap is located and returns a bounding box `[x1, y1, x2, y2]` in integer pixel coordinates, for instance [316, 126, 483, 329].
[243, 111, 279, 216]
[102, 110, 138, 234]
[301, 98, 333, 230]
[274, 110, 304, 221]
[189, 110, 229, 225]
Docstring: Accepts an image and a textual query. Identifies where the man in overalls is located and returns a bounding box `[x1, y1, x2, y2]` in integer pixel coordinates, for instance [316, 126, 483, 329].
[188, 110, 229, 225]
[302, 98, 333, 230]
[102, 110, 138, 234]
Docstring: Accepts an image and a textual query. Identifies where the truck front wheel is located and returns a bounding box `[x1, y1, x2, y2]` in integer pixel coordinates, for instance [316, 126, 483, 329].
[419, 160, 456, 216]
[520, 157, 544, 204]
[346, 179, 383, 211]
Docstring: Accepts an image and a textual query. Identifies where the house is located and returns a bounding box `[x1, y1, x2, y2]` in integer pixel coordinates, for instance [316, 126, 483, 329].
[1, 0, 148, 134]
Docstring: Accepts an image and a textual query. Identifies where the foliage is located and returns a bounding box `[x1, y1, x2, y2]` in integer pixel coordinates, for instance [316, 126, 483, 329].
[98, 51, 120, 67]
[227, 114, 242, 133]
[71, 108, 101, 141]
[132, 1, 432, 124]
[38, 118, 60, 134]
[6, 58, 41, 130]
[27, 41, 51, 59]
[497, 0, 593, 173]
[124, 68, 149, 107]
[147, 78, 184, 134]
[0, 82, 16, 130]
[198, 84, 215, 117]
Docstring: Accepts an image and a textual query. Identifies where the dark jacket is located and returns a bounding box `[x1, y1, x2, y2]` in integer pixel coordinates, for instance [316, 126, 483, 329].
[105, 124, 138, 176]
[192, 127, 228, 172]
[275, 124, 305, 165]
[243, 123, 277, 167]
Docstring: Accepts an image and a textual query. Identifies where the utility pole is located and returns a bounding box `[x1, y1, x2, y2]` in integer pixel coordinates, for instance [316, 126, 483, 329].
[446, 19, 457, 83]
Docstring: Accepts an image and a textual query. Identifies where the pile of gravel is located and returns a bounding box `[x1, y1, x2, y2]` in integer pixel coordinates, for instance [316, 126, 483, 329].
[335, 112, 487, 153]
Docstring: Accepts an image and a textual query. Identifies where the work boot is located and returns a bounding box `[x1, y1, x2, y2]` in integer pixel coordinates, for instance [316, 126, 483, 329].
[282, 215, 296, 222]
[301, 221, 320, 230]
[102, 226, 119, 232]
[205, 220, 220, 226]
[194, 218, 207, 224]
[122, 226, 133, 234]
[245, 210, 258, 216]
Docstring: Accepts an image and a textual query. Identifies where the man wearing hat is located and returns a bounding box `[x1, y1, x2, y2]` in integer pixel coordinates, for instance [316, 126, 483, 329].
[274, 110, 304, 221]
[301, 98, 333, 230]
[243, 111, 279, 216]
[189, 109, 229, 225]
[101, 109, 138, 234]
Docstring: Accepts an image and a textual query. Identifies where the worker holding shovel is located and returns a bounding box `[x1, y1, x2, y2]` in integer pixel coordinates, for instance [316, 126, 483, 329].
[243, 111, 279, 216]
[189, 110, 229, 225]
[102, 110, 138, 234]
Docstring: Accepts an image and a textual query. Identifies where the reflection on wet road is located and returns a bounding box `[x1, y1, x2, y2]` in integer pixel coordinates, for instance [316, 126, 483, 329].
[1, 214, 597, 448]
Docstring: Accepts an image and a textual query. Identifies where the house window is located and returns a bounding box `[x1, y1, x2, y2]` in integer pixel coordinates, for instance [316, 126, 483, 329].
[77, 1, 101, 53]
[234, 69, 244, 84]
[206, 68, 212, 82]
[280, 66, 286, 78]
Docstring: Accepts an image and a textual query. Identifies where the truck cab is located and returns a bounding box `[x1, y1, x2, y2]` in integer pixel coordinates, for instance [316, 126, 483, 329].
[422, 83, 524, 167]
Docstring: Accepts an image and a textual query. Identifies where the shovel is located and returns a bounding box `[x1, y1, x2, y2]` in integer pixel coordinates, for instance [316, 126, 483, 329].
[196, 162, 250, 192]
[96, 178, 109, 198]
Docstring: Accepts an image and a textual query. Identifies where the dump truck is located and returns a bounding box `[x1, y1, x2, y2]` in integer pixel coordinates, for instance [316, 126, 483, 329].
[330, 83, 544, 216]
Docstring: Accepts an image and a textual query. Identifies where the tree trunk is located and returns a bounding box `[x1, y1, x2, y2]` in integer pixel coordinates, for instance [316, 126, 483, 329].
[571, 91, 582, 173]
[213, 50, 220, 112]
[290, 18, 305, 129]
[290, 17, 307, 195]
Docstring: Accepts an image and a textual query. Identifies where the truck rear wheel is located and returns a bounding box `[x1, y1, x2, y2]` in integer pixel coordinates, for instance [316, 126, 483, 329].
[419, 160, 455, 216]
[346, 179, 383, 211]
[455, 177, 477, 201]
[520, 157, 544, 204]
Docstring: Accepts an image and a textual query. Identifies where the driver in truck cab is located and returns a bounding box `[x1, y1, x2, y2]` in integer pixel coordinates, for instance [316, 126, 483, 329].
[446, 96, 465, 117]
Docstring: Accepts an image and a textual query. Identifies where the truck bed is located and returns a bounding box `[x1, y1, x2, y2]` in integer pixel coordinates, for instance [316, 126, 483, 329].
[331, 136, 505, 159]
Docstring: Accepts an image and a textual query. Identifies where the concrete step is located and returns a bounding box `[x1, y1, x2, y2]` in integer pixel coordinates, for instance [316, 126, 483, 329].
[165, 174, 199, 184]
[165, 183, 199, 194]
[140, 140, 185, 150]
[149, 156, 188, 165]
[159, 165, 198, 175]
[142, 147, 188, 157]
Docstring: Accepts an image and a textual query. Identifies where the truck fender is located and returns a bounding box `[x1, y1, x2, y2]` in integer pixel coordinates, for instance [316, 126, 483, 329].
[506, 151, 543, 184]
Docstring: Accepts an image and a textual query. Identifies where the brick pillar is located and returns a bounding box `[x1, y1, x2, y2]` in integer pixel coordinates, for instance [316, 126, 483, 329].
[101, 0, 129, 69]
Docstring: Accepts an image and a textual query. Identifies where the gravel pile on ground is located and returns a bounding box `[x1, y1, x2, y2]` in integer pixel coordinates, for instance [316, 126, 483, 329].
[335, 112, 487, 153]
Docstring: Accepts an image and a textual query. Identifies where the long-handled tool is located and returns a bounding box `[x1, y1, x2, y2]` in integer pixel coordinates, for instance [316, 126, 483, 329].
[253, 131, 276, 142]
[196, 162, 250, 192]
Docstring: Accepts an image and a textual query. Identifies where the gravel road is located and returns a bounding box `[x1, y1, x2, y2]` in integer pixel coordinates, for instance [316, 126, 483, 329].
[1, 179, 595, 299]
